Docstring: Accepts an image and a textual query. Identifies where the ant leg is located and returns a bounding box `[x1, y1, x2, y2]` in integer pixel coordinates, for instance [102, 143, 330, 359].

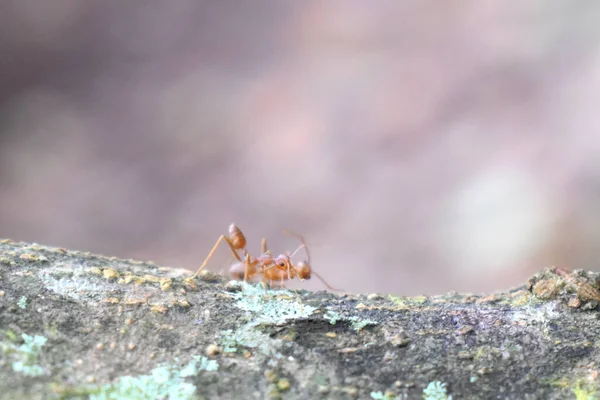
[262, 262, 279, 298]
[262, 272, 270, 298]
[193, 235, 242, 278]
[261, 238, 268, 254]
[243, 253, 253, 282]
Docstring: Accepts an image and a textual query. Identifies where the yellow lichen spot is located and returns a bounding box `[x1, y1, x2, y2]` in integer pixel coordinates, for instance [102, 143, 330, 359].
[119, 273, 136, 284]
[183, 277, 198, 291]
[264, 370, 278, 383]
[532, 278, 560, 300]
[141, 274, 162, 283]
[122, 297, 148, 306]
[19, 253, 47, 262]
[572, 382, 598, 400]
[0, 257, 15, 266]
[267, 389, 281, 400]
[355, 303, 367, 310]
[103, 297, 120, 304]
[279, 331, 297, 341]
[384, 391, 397, 399]
[89, 267, 103, 276]
[206, 344, 221, 357]
[474, 347, 488, 360]
[338, 347, 358, 354]
[511, 292, 532, 307]
[431, 296, 449, 304]
[197, 269, 220, 283]
[0, 239, 13, 244]
[172, 299, 190, 308]
[390, 334, 410, 347]
[411, 295, 428, 304]
[216, 293, 234, 300]
[160, 279, 173, 291]
[568, 297, 582, 308]
[388, 295, 410, 309]
[476, 294, 500, 304]
[102, 268, 120, 280]
[456, 325, 475, 335]
[277, 378, 291, 392]
[130, 275, 147, 286]
[151, 305, 168, 314]
[325, 332, 337, 338]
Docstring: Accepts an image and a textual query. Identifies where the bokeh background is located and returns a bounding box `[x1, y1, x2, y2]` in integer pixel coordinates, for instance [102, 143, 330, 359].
[2, 1, 600, 296]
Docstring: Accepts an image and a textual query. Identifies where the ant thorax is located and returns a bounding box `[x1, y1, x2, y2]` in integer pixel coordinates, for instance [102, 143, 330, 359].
[272, 255, 293, 271]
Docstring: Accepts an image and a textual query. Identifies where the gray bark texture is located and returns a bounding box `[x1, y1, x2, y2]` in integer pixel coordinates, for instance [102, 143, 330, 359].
[1, 239, 600, 400]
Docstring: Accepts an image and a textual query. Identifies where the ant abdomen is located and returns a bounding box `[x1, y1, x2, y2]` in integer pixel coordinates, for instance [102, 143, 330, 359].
[228, 223, 247, 250]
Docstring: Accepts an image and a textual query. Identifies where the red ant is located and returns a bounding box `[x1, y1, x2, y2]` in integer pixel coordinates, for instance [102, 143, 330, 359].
[192, 224, 338, 291]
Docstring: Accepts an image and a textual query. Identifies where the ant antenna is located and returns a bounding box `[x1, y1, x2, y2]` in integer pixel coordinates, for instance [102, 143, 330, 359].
[282, 228, 341, 291]
[289, 243, 307, 259]
[282, 229, 311, 264]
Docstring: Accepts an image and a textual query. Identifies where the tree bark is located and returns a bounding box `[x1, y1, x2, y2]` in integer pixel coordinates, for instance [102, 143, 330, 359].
[1, 239, 599, 400]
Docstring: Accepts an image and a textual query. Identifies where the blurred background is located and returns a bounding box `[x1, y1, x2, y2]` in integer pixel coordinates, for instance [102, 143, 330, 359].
[2, 1, 600, 296]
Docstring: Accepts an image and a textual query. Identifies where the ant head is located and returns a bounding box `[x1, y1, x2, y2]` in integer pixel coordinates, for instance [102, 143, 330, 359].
[296, 260, 311, 280]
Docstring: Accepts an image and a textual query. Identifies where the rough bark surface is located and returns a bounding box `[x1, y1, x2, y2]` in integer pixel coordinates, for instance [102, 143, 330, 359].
[1, 239, 600, 400]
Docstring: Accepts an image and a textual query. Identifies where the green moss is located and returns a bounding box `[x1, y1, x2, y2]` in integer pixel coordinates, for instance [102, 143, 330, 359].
[371, 391, 401, 399]
[387, 295, 410, 309]
[348, 316, 378, 332]
[511, 292, 532, 307]
[0, 256, 16, 266]
[89, 356, 218, 400]
[323, 310, 341, 325]
[4, 330, 18, 342]
[230, 282, 316, 324]
[323, 307, 377, 332]
[219, 325, 276, 356]
[218, 330, 239, 353]
[1, 333, 47, 377]
[423, 381, 452, 400]
[572, 383, 597, 400]
[17, 296, 27, 309]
